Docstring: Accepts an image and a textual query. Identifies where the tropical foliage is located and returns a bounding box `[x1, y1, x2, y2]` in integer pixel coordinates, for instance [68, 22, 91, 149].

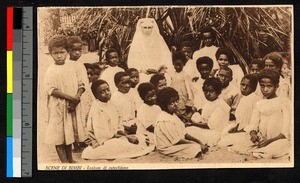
[40, 6, 292, 72]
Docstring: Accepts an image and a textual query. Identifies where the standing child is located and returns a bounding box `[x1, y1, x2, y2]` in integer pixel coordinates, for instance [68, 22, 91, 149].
[126, 68, 143, 109]
[67, 36, 94, 151]
[100, 48, 124, 95]
[192, 56, 213, 111]
[229, 69, 291, 159]
[44, 35, 86, 163]
[169, 52, 194, 117]
[218, 74, 260, 147]
[81, 80, 154, 159]
[186, 78, 231, 147]
[249, 59, 264, 76]
[179, 41, 198, 81]
[155, 87, 208, 158]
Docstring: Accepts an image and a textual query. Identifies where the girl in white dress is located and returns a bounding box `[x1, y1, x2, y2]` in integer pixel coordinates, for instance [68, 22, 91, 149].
[81, 80, 154, 160]
[228, 69, 291, 159]
[155, 87, 208, 159]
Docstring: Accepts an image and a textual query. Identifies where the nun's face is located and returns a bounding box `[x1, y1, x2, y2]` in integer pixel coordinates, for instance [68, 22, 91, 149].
[141, 25, 153, 37]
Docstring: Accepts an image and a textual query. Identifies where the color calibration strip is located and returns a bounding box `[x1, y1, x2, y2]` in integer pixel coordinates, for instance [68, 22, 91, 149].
[7, 6, 33, 178]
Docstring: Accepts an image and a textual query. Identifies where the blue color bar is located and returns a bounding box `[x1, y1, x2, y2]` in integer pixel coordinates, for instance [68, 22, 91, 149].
[6, 137, 13, 177]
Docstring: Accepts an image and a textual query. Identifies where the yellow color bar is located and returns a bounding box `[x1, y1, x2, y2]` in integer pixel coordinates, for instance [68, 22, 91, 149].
[7, 51, 13, 93]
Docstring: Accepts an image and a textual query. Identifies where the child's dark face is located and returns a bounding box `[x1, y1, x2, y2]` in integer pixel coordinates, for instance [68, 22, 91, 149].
[69, 43, 82, 61]
[173, 59, 184, 73]
[50, 47, 68, 65]
[203, 85, 219, 101]
[144, 89, 157, 106]
[181, 46, 192, 60]
[250, 64, 260, 75]
[117, 76, 131, 94]
[217, 69, 232, 88]
[259, 78, 278, 99]
[197, 63, 212, 79]
[157, 79, 167, 91]
[95, 83, 111, 103]
[129, 71, 140, 88]
[217, 54, 229, 68]
[87, 68, 94, 83]
[264, 59, 280, 72]
[240, 78, 254, 96]
[108, 52, 119, 66]
[203, 32, 213, 47]
[167, 97, 179, 114]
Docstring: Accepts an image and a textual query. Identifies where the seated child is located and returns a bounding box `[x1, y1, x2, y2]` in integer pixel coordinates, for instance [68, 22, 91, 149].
[186, 78, 231, 147]
[218, 74, 261, 147]
[169, 52, 194, 116]
[100, 48, 124, 95]
[126, 68, 143, 109]
[44, 35, 86, 163]
[217, 67, 241, 112]
[192, 56, 213, 111]
[137, 82, 161, 144]
[81, 80, 154, 160]
[155, 87, 208, 158]
[150, 73, 167, 92]
[263, 52, 291, 99]
[228, 69, 291, 159]
[215, 47, 244, 88]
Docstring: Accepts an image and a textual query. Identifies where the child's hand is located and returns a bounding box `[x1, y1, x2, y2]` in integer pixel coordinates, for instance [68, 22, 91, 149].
[128, 124, 137, 134]
[184, 121, 194, 127]
[200, 144, 209, 154]
[67, 102, 77, 112]
[185, 106, 193, 115]
[127, 136, 139, 144]
[257, 139, 273, 148]
[250, 130, 258, 143]
[146, 125, 155, 133]
[192, 77, 199, 82]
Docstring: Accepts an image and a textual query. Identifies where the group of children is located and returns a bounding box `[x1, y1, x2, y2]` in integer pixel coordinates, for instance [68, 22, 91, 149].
[43, 26, 292, 163]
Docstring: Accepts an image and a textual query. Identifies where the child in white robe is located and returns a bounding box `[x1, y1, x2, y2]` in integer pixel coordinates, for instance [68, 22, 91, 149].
[155, 87, 208, 158]
[228, 69, 291, 159]
[218, 74, 261, 147]
[100, 48, 124, 95]
[44, 35, 85, 163]
[179, 41, 199, 80]
[193, 26, 219, 71]
[169, 52, 194, 116]
[186, 78, 231, 147]
[127, 68, 143, 109]
[81, 80, 154, 160]
[137, 82, 161, 145]
[192, 56, 213, 111]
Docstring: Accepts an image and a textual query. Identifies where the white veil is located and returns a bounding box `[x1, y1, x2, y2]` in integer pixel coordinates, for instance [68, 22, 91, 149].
[127, 18, 172, 72]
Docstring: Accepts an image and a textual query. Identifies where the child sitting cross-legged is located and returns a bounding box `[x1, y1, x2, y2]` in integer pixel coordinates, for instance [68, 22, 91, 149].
[155, 87, 208, 159]
[137, 82, 161, 145]
[81, 79, 154, 160]
[185, 78, 231, 147]
[228, 69, 291, 159]
[218, 74, 261, 147]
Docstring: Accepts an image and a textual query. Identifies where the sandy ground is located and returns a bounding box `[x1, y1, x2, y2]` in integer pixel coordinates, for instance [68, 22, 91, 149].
[37, 52, 291, 169]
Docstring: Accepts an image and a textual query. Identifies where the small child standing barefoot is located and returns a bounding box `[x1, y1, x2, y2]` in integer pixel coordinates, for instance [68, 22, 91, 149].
[44, 35, 86, 163]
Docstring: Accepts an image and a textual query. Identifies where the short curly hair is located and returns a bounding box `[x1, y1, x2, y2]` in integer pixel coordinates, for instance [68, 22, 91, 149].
[172, 51, 187, 65]
[263, 52, 283, 72]
[202, 77, 223, 95]
[242, 74, 258, 91]
[105, 48, 120, 61]
[48, 35, 68, 53]
[200, 26, 216, 40]
[67, 36, 83, 49]
[137, 82, 155, 101]
[196, 56, 214, 70]
[150, 74, 166, 88]
[114, 71, 128, 87]
[258, 68, 280, 85]
[215, 47, 234, 65]
[156, 87, 179, 113]
[91, 79, 108, 98]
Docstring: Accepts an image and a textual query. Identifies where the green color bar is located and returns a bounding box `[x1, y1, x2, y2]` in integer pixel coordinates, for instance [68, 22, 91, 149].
[7, 94, 13, 136]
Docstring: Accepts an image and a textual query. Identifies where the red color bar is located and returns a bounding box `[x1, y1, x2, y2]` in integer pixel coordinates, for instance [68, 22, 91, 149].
[7, 7, 13, 50]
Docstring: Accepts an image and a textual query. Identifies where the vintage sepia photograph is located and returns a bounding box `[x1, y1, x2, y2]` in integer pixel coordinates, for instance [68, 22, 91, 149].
[37, 5, 294, 170]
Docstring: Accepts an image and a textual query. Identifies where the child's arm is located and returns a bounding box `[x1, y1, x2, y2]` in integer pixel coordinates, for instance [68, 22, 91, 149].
[51, 89, 77, 102]
[258, 133, 286, 148]
[185, 133, 208, 154]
